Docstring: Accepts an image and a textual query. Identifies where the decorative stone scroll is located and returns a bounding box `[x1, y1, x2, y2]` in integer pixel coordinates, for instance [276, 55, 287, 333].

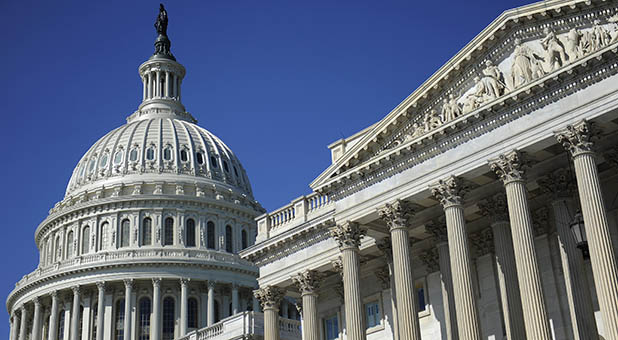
[489, 150, 529, 184]
[292, 270, 324, 295]
[253, 286, 285, 310]
[555, 120, 599, 157]
[331, 258, 343, 277]
[329, 222, 366, 250]
[430, 176, 467, 208]
[378, 200, 418, 231]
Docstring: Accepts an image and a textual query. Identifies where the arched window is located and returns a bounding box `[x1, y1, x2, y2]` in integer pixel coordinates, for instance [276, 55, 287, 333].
[223, 160, 229, 172]
[55, 235, 62, 261]
[225, 225, 233, 253]
[129, 148, 139, 162]
[207, 222, 215, 249]
[146, 147, 155, 161]
[186, 219, 196, 247]
[113, 150, 123, 165]
[138, 297, 151, 340]
[180, 149, 188, 162]
[82, 226, 90, 254]
[210, 156, 218, 168]
[214, 300, 220, 323]
[57, 310, 65, 339]
[120, 219, 130, 248]
[187, 298, 198, 329]
[196, 152, 204, 165]
[100, 222, 109, 251]
[164, 218, 174, 246]
[163, 146, 173, 161]
[67, 231, 75, 257]
[142, 218, 152, 246]
[115, 299, 125, 340]
[162, 297, 175, 340]
[241, 230, 248, 250]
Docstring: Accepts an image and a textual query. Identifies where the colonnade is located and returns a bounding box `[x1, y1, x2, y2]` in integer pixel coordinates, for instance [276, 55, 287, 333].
[9, 278, 259, 340]
[256, 120, 618, 340]
[142, 68, 181, 101]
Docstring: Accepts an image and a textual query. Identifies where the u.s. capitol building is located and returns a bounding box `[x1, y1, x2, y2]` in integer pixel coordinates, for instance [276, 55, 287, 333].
[8, 0, 618, 340]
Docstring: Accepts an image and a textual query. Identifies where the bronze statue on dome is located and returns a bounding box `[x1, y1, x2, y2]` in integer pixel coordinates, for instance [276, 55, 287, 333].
[155, 4, 168, 36]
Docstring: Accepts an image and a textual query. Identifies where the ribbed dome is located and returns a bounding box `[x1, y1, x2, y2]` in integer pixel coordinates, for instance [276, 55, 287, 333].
[65, 118, 253, 198]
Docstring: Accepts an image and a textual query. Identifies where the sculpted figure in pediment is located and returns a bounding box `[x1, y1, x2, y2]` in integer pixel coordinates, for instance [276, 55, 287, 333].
[423, 109, 442, 132]
[565, 29, 584, 62]
[591, 19, 611, 51]
[609, 14, 618, 44]
[541, 28, 568, 72]
[440, 93, 462, 123]
[462, 89, 482, 114]
[480, 60, 505, 99]
[510, 38, 545, 88]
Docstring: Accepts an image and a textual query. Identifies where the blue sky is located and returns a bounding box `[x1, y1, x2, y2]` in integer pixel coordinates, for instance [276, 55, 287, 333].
[0, 0, 533, 334]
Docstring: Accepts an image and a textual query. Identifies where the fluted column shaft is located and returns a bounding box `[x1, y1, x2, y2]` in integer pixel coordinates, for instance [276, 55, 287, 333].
[552, 198, 598, 340]
[341, 247, 366, 340]
[391, 226, 421, 340]
[152, 279, 161, 340]
[32, 298, 42, 340]
[557, 120, 618, 339]
[255, 286, 284, 340]
[96, 283, 105, 340]
[70, 287, 81, 340]
[180, 278, 188, 336]
[123, 280, 133, 340]
[11, 312, 19, 340]
[293, 270, 323, 340]
[232, 285, 239, 315]
[207, 282, 215, 326]
[18, 306, 27, 340]
[490, 221, 526, 340]
[436, 241, 458, 340]
[48, 292, 58, 340]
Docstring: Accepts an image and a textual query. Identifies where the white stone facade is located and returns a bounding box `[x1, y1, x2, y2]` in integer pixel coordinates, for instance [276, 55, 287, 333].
[243, 1, 618, 340]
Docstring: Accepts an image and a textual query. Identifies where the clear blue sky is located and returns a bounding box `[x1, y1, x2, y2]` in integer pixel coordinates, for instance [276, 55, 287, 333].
[0, 0, 532, 334]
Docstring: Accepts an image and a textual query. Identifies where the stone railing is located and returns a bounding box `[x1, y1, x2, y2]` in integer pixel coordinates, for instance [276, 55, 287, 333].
[256, 192, 333, 242]
[176, 312, 301, 340]
[15, 248, 254, 289]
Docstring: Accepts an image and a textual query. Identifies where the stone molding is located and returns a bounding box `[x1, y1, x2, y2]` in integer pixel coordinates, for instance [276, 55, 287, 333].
[555, 120, 599, 157]
[329, 222, 366, 250]
[477, 192, 509, 223]
[377, 200, 417, 231]
[430, 176, 467, 208]
[291, 270, 324, 295]
[537, 168, 576, 199]
[254, 286, 285, 310]
[489, 150, 529, 184]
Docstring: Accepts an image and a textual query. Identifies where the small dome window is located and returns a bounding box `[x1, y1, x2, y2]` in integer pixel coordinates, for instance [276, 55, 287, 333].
[79, 163, 86, 178]
[210, 156, 218, 168]
[146, 147, 155, 161]
[223, 161, 229, 172]
[129, 148, 139, 162]
[180, 149, 189, 162]
[233, 166, 239, 177]
[100, 153, 108, 168]
[196, 152, 204, 165]
[88, 158, 97, 173]
[113, 150, 123, 164]
[163, 146, 172, 161]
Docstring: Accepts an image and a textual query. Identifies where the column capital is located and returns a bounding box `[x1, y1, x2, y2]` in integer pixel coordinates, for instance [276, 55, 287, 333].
[420, 247, 440, 273]
[253, 286, 285, 310]
[430, 175, 467, 208]
[292, 270, 324, 295]
[469, 228, 494, 257]
[378, 199, 418, 231]
[71, 285, 80, 295]
[49, 290, 58, 300]
[376, 237, 393, 261]
[555, 120, 599, 157]
[231, 283, 240, 290]
[329, 221, 366, 250]
[537, 168, 575, 200]
[180, 278, 190, 287]
[207, 281, 217, 290]
[331, 257, 344, 278]
[152, 278, 161, 287]
[123, 279, 134, 289]
[478, 193, 509, 224]
[96, 281, 106, 291]
[32, 296, 41, 307]
[489, 150, 528, 184]
[425, 219, 448, 244]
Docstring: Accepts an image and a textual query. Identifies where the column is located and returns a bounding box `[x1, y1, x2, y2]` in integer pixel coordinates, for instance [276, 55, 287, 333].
[254, 286, 284, 340]
[32, 297, 42, 340]
[556, 120, 618, 339]
[70, 286, 81, 340]
[180, 278, 189, 336]
[155, 71, 161, 97]
[95, 282, 105, 340]
[142, 76, 146, 101]
[11, 311, 19, 340]
[329, 222, 367, 340]
[177, 77, 181, 100]
[19, 305, 27, 340]
[425, 221, 458, 340]
[292, 270, 323, 340]
[147, 72, 152, 99]
[207, 281, 215, 326]
[123, 279, 133, 340]
[165, 71, 170, 97]
[172, 75, 178, 99]
[378, 200, 422, 340]
[478, 193, 526, 340]
[489, 150, 552, 340]
[152, 278, 161, 340]
[48, 291, 58, 340]
[430, 176, 482, 340]
[232, 284, 239, 315]
[376, 239, 399, 340]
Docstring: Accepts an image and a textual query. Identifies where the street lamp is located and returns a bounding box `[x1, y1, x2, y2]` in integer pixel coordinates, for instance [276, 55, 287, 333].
[570, 210, 589, 259]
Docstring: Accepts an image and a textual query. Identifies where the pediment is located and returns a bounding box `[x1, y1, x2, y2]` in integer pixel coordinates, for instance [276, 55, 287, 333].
[311, 0, 618, 196]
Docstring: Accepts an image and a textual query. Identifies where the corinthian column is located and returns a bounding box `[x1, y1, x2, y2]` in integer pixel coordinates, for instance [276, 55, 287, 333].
[292, 270, 324, 340]
[376, 239, 399, 340]
[123, 279, 134, 340]
[330, 222, 367, 340]
[18, 305, 27, 340]
[378, 200, 421, 340]
[425, 220, 458, 340]
[489, 150, 552, 340]
[477, 193, 526, 340]
[48, 292, 58, 340]
[254, 286, 285, 340]
[430, 176, 482, 340]
[95, 282, 105, 340]
[70, 286, 81, 340]
[207, 281, 216, 326]
[180, 278, 189, 336]
[11, 311, 20, 340]
[32, 297, 42, 340]
[556, 120, 618, 339]
[152, 278, 161, 340]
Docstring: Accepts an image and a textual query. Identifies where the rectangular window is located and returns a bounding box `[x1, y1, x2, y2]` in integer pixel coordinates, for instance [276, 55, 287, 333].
[324, 314, 339, 340]
[365, 301, 381, 328]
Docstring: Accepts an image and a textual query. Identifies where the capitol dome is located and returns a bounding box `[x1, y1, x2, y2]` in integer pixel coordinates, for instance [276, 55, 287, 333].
[7, 6, 272, 340]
